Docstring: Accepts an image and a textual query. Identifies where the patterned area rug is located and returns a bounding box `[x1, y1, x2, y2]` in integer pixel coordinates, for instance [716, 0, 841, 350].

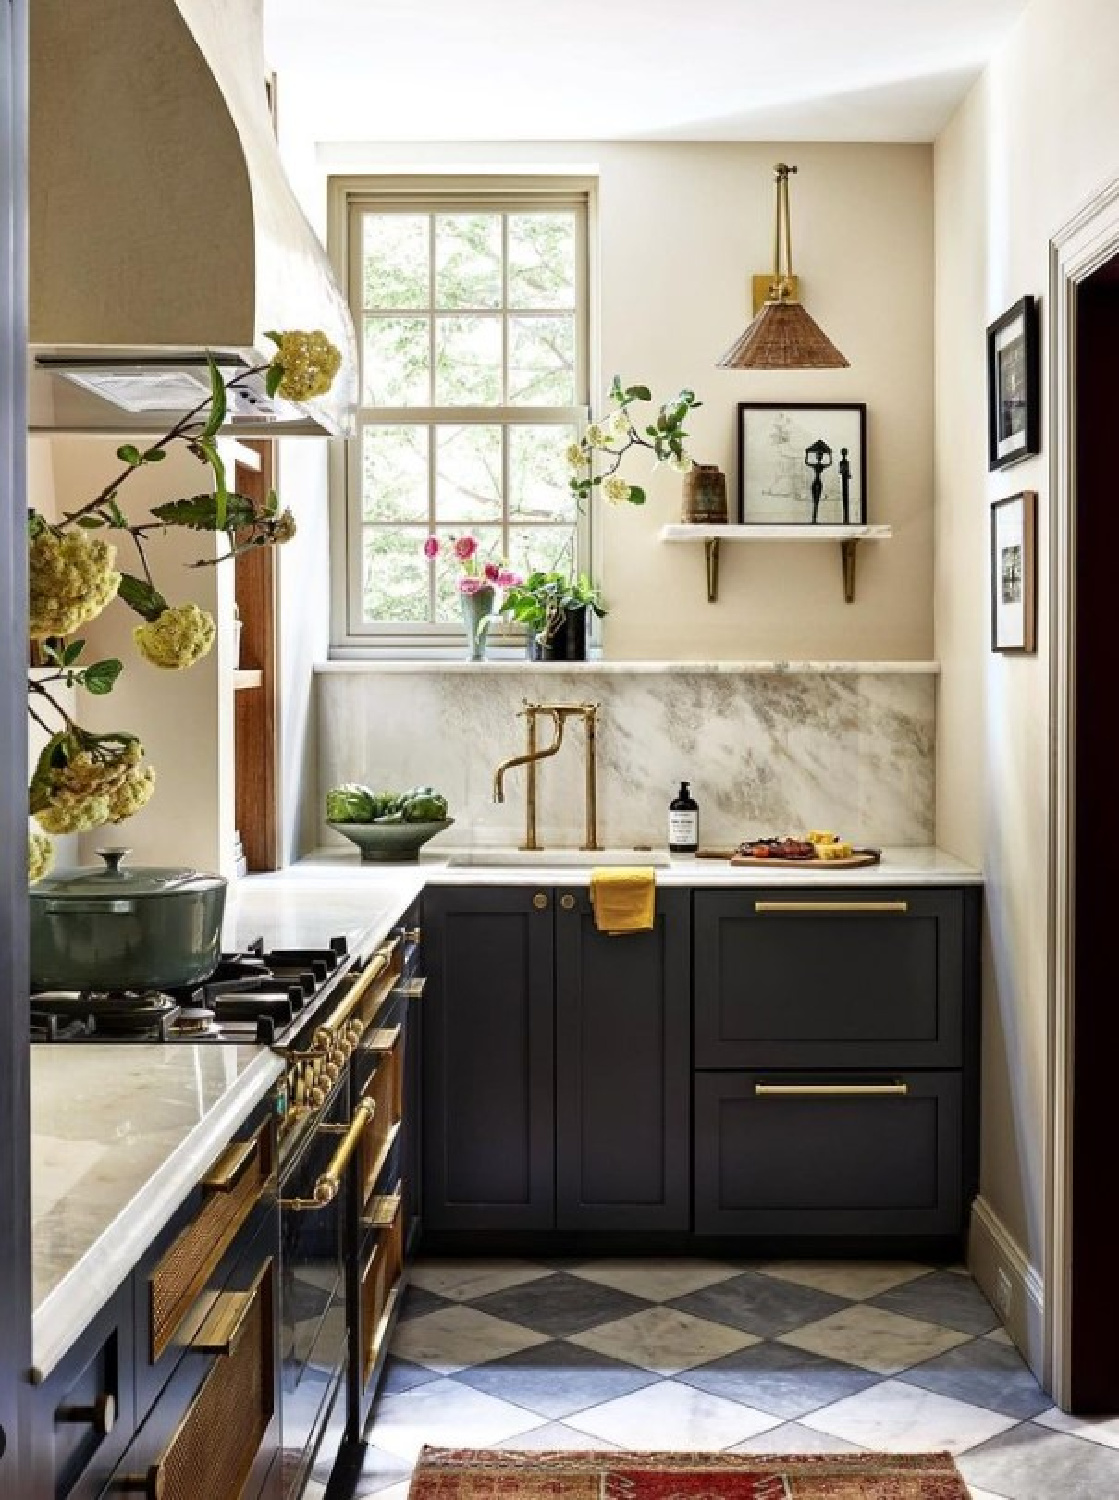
[407, 1448, 972, 1498]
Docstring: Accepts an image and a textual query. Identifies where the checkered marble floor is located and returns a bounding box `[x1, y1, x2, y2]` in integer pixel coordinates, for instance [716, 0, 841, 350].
[304, 1258, 1119, 1500]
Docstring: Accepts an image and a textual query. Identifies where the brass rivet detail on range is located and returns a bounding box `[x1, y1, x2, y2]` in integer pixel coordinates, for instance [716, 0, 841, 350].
[560, 895, 576, 911]
[533, 893, 548, 910]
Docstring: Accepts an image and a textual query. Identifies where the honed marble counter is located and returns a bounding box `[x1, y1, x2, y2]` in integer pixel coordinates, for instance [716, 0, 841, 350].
[31, 1044, 284, 1381]
[223, 865, 425, 959]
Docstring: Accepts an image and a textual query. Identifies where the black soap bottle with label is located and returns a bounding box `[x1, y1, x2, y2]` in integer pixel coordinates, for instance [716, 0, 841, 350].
[669, 781, 699, 854]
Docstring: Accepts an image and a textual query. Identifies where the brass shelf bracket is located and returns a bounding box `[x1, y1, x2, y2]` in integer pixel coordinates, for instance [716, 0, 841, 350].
[705, 538, 719, 603]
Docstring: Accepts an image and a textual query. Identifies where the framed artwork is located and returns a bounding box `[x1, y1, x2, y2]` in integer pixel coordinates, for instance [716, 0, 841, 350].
[737, 402, 867, 525]
[991, 491, 1037, 653]
[987, 295, 1040, 471]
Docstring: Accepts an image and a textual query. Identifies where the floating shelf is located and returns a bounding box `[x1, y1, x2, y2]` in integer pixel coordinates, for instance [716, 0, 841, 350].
[659, 524, 893, 604]
[233, 668, 263, 691]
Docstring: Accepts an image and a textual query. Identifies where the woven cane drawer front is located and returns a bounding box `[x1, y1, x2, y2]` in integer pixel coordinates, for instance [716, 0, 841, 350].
[150, 1121, 274, 1361]
[361, 1030, 403, 1201]
[155, 1261, 275, 1500]
[361, 1194, 403, 1385]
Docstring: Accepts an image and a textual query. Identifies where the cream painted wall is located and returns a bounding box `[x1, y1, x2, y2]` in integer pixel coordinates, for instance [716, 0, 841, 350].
[934, 0, 1119, 1323]
[309, 138, 935, 661]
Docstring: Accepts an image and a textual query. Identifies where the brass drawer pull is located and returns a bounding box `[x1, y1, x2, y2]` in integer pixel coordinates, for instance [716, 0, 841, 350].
[754, 1082, 909, 1097]
[190, 1287, 255, 1356]
[199, 1137, 258, 1194]
[367, 1024, 402, 1056]
[362, 1188, 403, 1232]
[560, 894, 576, 911]
[396, 977, 427, 1000]
[403, 926, 422, 944]
[57, 1391, 115, 1436]
[282, 1098, 375, 1211]
[533, 892, 548, 910]
[753, 900, 909, 914]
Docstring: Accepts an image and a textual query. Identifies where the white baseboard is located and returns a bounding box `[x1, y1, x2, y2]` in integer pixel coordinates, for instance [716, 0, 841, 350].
[968, 1195, 1047, 1382]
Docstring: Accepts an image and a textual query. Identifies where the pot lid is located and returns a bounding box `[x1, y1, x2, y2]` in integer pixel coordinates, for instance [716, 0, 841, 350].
[31, 847, 227, 899]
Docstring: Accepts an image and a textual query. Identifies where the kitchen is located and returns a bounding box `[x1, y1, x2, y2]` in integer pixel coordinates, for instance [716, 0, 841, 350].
[4, 1, 1119, 1499]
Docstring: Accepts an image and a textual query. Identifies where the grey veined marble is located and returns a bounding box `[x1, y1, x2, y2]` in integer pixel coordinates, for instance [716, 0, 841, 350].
[315, 669, 935, 852]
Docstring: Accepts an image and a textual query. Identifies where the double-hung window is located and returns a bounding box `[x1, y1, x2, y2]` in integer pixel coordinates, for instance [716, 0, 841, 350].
[332, 178, 592, 649]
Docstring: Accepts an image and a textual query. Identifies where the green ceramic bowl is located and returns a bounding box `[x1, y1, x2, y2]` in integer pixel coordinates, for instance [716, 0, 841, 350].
[328, 818, 455, 863]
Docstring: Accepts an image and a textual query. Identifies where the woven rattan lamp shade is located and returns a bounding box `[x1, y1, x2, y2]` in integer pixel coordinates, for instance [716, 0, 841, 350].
[717, 298, 849, 370]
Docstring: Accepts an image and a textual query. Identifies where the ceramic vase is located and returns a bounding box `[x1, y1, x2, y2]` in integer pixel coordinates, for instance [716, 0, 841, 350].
[460, 584, 496, 660]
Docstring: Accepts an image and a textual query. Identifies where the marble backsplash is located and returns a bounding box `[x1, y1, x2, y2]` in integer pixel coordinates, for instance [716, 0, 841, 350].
[314, 664, 936, 852]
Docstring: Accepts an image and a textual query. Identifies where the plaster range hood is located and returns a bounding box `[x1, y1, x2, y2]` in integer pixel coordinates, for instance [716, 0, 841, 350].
[28, 0, 357, 438]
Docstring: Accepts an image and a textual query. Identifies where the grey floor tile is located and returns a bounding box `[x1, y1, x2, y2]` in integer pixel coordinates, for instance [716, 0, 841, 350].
[496, 1421, 620, 1451]
[898, 1337, 1051, 1419]
[676, 1339, 880, 1419]
[958, 1419, 1119, 1498]
[449, 1338, 659, 1419]
[869, 1270, 999, 1336]
[471, 1271, 651, 1337]
[395, 1283, 452, 1323]
[351, 1445, 416, 1497]
[669, 1269, 850, 1338]
[728, 1419, 867, 1455]
[378, 1356, 442, 1397]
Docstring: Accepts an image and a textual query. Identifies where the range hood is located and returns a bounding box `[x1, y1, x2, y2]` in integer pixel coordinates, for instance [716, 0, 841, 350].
[28, 0, 357, 438]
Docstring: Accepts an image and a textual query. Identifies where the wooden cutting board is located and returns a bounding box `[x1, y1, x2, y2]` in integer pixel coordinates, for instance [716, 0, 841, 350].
[697, 847, 882, 868]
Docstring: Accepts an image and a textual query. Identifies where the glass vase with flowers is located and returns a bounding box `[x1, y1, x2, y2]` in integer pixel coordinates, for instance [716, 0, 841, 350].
[422, 534, 521, 660]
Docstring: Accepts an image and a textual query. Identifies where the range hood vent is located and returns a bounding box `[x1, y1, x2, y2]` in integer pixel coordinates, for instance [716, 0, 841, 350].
[29, 0, 357, 437]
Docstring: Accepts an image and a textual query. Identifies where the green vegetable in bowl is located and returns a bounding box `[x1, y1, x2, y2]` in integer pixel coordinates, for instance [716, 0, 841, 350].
[325, 783, 378, 823]
[401, 791, 449, 823]
[369, 791, 401, 819]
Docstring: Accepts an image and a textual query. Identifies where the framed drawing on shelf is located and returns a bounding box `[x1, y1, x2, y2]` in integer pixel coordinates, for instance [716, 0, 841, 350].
[991, 490, 1037, 653]
[737, 402, 867, 526]
[987, 295, 1039, 470]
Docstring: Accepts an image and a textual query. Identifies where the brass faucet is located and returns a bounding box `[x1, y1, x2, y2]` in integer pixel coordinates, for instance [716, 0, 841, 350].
[493, 701, 601, 852]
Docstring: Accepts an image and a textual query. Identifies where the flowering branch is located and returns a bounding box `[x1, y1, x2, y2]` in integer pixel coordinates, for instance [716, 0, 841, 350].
[568, 375, 702, 508]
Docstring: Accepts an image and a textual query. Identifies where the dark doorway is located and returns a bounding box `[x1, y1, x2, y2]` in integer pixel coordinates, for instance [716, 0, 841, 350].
[1069, 254, 1119, 1411]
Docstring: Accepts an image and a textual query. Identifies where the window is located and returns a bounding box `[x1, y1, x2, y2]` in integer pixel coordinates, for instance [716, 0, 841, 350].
[332, 179, 591, 647]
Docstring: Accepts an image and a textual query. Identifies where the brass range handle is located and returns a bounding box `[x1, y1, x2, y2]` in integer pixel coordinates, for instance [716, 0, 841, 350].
[753, 900, 909, 914]
[313, 943, 397, 1050]
[57, 1391, 115, 1436]
[754, 1082, 909, 1097]
[199, 1136, 258, 1193]
[282, 1098, 375, 1211]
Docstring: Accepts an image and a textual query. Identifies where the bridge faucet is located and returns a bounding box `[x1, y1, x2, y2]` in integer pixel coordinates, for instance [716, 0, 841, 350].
[492, 700, 601, 852]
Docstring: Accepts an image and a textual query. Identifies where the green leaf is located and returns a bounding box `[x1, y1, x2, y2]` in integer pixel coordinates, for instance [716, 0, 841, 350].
[28, 731, 69, 814]
[627, 384, 651, 402]
[62, 639, 86, 666]
[263, 330, 282, 347]
[143, 447, 167, 463]
[27, 510, 48, 538]
[116, 444, 142, 466]
[201, 356, 228, 440]
[104, 498, 129, 529]
[151, 492, 255, 532]
[627, 485, 647, 505]
[40, 638, 63, 666]
[265, 363, 284, 398]
[77, 515, 105, 528]
[81, 659, 123, 695]
[117, 572, 168, 622]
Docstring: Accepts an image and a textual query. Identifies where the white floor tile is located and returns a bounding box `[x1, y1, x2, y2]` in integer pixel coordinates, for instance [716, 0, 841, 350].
[984, 1326, 1014, 1346]
[756, 1261, 929, 1301]
[779, 1303, 971, 1375]
[391, 1304, 548, 1374]
[496, 1421, 620, 1451]
[728, 1420, 866, 1455]
[563, 1380, 781, 1451]
[966, 1489, 1011, 1499]
[371, 1377, 543, 1460]
[568, 1258, 743, 1302]
[407, 1258, 551, 1302]
[568, 1305, 758, 1374]
[800, 1377, 1018, 1455]
[1035, 1404, 1119, 1449]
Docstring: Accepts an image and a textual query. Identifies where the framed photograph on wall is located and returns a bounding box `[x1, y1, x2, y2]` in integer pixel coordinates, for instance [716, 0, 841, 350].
[991, 490, 1037, 652]
[987, 295, 1040, 471]
[737, 402, 867, 526]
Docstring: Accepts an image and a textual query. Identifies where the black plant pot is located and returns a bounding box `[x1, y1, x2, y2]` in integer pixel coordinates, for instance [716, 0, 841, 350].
[526, 605, 588, 662]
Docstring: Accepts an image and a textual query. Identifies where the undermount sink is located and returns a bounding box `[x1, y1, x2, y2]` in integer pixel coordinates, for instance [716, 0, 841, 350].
[437, 847, 673, 868]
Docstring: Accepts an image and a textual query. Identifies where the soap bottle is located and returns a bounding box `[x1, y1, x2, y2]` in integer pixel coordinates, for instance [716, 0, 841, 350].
[669, 781, 699, 854]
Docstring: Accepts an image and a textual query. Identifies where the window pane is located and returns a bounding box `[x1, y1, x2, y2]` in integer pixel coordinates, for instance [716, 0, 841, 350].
[508, 315, 575, 404]
[363, 214, 430, 309]
[363, 317, 430, 405]
[433, 526, 504, 623]
[509, 425, 579, 523]
[508, 213, 576, 309]
[434, 316, 502, 405]
[508, 525, 577, 583]
[435, 214, 501, 310]
[362, 527, 431, 622]
[435, 425, 502, 523]
[362, 426, 428, 523]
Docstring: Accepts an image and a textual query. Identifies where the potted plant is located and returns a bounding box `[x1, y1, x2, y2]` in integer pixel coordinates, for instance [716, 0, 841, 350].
[500, 570, 606, 661]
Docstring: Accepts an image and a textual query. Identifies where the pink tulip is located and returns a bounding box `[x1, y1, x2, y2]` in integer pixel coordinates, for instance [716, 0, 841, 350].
[453, 535, 478, 561]
[423, 536, 440, 559]
[483, 561, 501, 582]
[497, 569, 522, 589]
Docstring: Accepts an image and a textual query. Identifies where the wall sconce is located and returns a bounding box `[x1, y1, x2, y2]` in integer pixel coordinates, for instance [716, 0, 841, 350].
[717, 162, 849, 371]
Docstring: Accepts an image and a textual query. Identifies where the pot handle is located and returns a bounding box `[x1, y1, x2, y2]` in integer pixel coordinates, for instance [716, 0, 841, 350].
[96, 847, 132, 876]
[42, 899, 137, 916]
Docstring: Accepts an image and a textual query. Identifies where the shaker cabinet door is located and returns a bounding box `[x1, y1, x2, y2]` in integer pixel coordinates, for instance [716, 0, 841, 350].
[422, 887, 555, 1231]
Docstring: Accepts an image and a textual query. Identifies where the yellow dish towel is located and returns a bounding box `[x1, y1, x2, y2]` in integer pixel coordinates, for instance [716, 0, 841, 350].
[589, 866, 656, 935]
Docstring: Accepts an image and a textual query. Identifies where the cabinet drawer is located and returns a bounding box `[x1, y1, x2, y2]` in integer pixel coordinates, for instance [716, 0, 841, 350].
[360, 1189, 404, 1386]
[694, 1071, 963, 1236]
[360, 1025, 404, 1204]
[695, 889, 965, 1069]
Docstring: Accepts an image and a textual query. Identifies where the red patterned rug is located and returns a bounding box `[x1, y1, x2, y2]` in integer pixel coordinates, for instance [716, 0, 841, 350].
[407, 1448, 972, 1498]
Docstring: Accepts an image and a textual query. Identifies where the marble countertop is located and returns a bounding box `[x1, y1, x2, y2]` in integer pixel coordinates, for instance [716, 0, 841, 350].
[31, 1044, 284, 1381]
[222, 865, 426, 958]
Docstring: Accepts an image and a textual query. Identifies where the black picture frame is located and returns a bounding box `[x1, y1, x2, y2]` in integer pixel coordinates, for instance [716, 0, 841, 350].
[990, 490, 1037, 653]
[736, 402, 867, 526]
[987, 295, 1040, 471]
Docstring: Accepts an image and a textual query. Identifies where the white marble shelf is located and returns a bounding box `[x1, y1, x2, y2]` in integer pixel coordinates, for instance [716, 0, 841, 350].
[659, 523, 893, 603]
[316, 659, 939, 676]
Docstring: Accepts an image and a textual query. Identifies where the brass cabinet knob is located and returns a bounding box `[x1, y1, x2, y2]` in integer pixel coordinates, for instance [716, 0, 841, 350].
[57, 1391, 115, 1436]
[560, 894, 576, 911]
[114, 1466, 164, 1499]
[532, 893, 548, 910]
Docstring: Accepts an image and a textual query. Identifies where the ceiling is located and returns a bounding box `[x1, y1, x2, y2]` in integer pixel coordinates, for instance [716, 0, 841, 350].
[262, 0, 1030, 145]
